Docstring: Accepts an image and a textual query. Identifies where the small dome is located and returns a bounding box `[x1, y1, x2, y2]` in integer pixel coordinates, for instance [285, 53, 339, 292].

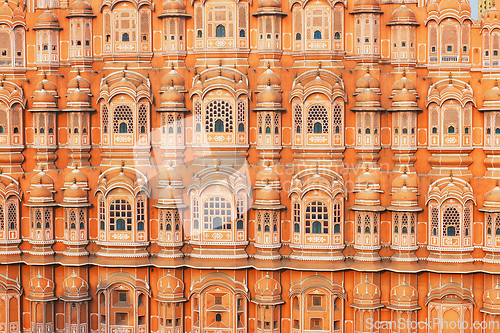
[356, 88, 380, 102]
[31, 171, 53, 187]
[484, 85, 500, 102]
[257, 68, 281, 86]
[484, 282, 500, 308]
[68, 74, 90, 90]
[36, 9, 60, 28]
[0, 1, 13, 17]
[161, 68, 185, 87]
[67, 88, 90, 103]
[256, 166, 280, 183]
[389, 4, 417, 24]
[427, 0, 438, 12]
[393, 88, 417, 103]
[440, 0, 460, 11]
[392, 76, 416, 91]
[33, 89, 56, 104]
[254, 273, 281, 299]
[70, 0, 92, 11]
[356, 169, 379, 186]
[392, 173, 417, 189]
[392, 187, 418, 203]
[29, 272, 55, 297]
[157, 271, 185, 301]
[484, 184, 500, 208]
[64, 183, 87, 201]
[255, 185, 280, 202]
[256, 85, 282, 105]
[64, 168, 88, 185]
[63, 271, 89, 299]
[162, 0, 186, 13]
[356, 71, 380, 89]
[29, 184, 53, 201]
[161, 86, 184, 104]
[258, 0, 281, 8]
[158, 184, 182, 202]
[391, 278, 418, 303]
[353, 275, 381, 303]
[159, 166, 182, 184]
[355, 187, 380, 202]
[352, 0, 381, 12]
[304, 73, 332, 91]
[35, 77, 57, 92]
[235, 77, 247, 90]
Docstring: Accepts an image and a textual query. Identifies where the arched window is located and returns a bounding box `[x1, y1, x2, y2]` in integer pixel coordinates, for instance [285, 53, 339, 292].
[119, 122, 128, 133]
[496, 216, 500, 235]
[448, 125, 455, 134]
[206, 100, 233, 133]
[312, 221, 322, 233]
[333, 202, 341, 234]
[122, 33, 130, 42]
[401, 214, 408, 234]
[203, 197, 232, 230]
[442, 207, 460, 237]
[216, 24, 226, 38]
[305, 201, 328, 234]
[109, 199, 132, 231]
[314, 30, 322, 39]
[239, 29, 245, 37]
[296, 33, 301, 40]
[313, 122, 322, 134]
[214, 119, 224, 132]
[334, 32, 341, 40]
[137, 198, 145, 231]
[113, 105, 133, 134]
[293, 201, 301, 233]
[307, 105, 329, 134]
[364, 215, 371, 233]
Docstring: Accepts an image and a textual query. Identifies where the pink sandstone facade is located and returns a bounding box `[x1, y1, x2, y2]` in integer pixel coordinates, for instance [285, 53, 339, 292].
[1, 0, 500, 332]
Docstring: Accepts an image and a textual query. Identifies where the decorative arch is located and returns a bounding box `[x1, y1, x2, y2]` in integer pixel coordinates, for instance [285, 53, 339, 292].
[190, 67, 250, 146]
[289, 275, 346, 332]
[426, 177, 475, 254]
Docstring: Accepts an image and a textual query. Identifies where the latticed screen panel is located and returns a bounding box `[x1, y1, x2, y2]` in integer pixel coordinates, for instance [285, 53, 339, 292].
[138, 104, 148, 134]
[442, 206, 460, 237]
[237, 100, 246, 132]
[112, 105, 134, 134]
[205, 100, 233, 133]
[431, 207, 439, 235]
[333, 104, 342, 133]
[0, 31, 11, 65]
[294, 104, 303, 133]
[7, 201, 17, 231]
[102, 104, 109, 133]
[307, 105, 329, 133]
[441, 24, 458, 54]
[464, 206, 471, 236]
[443, 106, 460, 135]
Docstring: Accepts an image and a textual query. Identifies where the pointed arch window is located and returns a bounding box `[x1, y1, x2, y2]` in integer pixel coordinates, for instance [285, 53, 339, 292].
[216, 24, 226, 38]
